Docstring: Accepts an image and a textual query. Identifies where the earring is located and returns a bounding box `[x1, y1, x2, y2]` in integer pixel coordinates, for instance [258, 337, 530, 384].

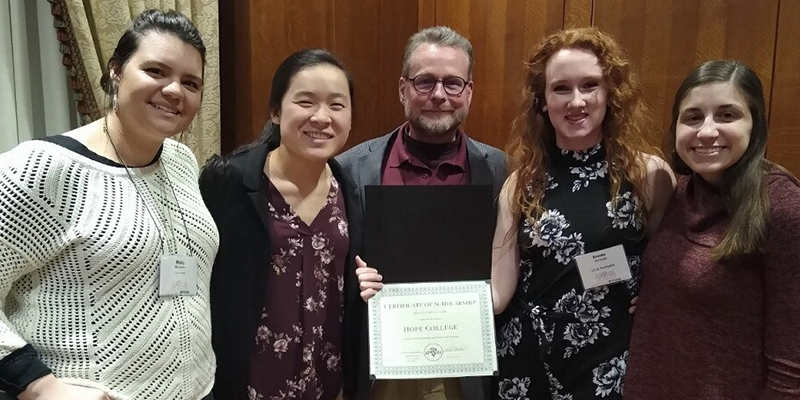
[542, 105, 548, 112]
[178, 122, 194, 143]
[110, 69, 120, 112]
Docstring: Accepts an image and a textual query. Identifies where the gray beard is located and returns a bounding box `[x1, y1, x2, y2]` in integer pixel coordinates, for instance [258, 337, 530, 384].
[406, 109, 468, 142]
[408, 119, 457, 141]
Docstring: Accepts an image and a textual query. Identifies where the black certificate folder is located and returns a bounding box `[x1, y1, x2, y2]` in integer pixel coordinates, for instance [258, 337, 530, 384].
[364, 185, 494, 284]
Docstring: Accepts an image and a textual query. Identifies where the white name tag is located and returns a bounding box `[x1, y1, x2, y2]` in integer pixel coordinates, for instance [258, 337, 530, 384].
[575, 244, 632, 290]
[159, 255, 198, 297]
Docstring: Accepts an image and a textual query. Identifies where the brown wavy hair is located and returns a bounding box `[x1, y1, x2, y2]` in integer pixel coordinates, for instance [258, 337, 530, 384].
[507, 27, 653, 227]
[666, 60, 795, 259]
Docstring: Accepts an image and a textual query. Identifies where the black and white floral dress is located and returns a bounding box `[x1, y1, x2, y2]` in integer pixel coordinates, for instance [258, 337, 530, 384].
[493, 142, 645, 400]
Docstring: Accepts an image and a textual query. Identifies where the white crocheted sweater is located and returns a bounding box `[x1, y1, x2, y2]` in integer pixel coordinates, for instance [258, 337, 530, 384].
[0, 139, 219, 400]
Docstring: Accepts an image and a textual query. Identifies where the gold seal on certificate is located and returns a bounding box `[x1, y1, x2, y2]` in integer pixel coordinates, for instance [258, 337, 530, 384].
[368, 280, 498, 379]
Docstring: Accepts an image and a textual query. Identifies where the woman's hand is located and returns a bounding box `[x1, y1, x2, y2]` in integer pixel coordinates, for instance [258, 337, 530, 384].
[18, 375, 110, 400]
[355, 255, 383, 302]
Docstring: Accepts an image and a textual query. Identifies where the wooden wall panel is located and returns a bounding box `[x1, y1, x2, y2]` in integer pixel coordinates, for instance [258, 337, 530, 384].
[221, 0, 800, 178]
[768, 0, 800, 176]
[378, 1, 423, 135]
[419, 0, 436, 27]
[564, 0, 593, 28]
[593, 0, 780, 149]
[432, 0, 566, 150]
[219, 1, 422, 153]
[219, 0, 252, 155]
[332, 0, 381, 148]
[248, 0, 333, 146]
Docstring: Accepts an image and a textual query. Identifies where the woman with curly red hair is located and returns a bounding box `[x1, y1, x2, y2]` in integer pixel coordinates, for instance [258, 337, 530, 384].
[490, 28, 674, 399]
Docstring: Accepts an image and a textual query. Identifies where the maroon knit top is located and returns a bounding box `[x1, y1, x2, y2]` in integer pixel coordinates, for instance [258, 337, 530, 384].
[625, 169, 800, 400]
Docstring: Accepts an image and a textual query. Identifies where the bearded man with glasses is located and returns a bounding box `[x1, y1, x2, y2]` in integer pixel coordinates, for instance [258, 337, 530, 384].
[337, 26, 507, 400]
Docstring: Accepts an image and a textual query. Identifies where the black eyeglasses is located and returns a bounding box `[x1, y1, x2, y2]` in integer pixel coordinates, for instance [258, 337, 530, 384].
[407, 74, 469, 95]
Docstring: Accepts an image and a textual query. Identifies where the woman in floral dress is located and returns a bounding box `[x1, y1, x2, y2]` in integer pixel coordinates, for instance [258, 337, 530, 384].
[490, 28, 674, 399]
[200, 49, 364, 400]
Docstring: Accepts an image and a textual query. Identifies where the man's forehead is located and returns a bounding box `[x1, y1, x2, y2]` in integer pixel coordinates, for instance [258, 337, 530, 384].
[407, 44, 470, 77]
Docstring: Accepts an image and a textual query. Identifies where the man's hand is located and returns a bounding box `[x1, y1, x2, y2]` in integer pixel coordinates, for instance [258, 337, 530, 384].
[18, 375, 110, 400]
[355, 255, 383, 302]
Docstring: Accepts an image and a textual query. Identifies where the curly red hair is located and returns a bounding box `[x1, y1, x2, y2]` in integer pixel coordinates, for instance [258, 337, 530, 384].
[507, 27, 655, 226]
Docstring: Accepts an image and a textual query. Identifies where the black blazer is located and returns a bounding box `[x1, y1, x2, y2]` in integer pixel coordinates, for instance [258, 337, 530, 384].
[199, 137, 365, 400]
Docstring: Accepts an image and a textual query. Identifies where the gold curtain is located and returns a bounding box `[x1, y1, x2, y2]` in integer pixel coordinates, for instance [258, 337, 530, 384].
[49, 0, 220, 164]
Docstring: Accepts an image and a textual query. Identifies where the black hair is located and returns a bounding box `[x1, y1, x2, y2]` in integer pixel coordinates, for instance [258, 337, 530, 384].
[233, 48, 355, 155]
[202, 49, 354, 183]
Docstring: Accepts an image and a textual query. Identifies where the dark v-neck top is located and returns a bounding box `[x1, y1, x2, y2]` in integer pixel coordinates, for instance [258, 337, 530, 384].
[245, 172, 349, 400]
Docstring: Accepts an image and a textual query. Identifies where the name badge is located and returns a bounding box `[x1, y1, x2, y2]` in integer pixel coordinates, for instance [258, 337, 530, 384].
[575, 244, 632, 290]
[159, 255, 199, 297]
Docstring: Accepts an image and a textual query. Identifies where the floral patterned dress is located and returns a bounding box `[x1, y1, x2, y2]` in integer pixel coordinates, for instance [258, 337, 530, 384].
[493, 143, 645, 400]
[246, 174, 349, 400]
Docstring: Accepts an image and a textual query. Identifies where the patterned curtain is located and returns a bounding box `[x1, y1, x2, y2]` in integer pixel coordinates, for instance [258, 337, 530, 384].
[48, 0, 220, 164]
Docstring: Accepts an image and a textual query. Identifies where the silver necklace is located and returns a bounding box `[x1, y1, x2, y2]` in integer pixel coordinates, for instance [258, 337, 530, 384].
[103, 116, 193, 256]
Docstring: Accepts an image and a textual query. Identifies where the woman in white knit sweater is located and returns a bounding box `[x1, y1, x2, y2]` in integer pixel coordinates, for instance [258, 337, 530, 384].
[0, 10, 218, 400]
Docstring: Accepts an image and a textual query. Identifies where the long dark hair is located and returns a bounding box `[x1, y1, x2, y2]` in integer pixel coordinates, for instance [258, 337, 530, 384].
[666, 60, 771, 259]
[101, 9, 206, 102]
[230, 49, 355, 156]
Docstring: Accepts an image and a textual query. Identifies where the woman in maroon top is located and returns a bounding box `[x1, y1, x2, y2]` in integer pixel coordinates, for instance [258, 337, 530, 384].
[625, 60, 800, 399]
[200, 50, 365, 400]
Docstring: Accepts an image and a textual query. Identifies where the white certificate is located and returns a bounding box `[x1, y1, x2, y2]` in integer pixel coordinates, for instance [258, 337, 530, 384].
[368, 280, 498, 379]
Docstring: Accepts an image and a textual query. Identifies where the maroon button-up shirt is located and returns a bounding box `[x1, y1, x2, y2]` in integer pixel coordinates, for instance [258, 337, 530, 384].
[381, 122, 470, 185]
